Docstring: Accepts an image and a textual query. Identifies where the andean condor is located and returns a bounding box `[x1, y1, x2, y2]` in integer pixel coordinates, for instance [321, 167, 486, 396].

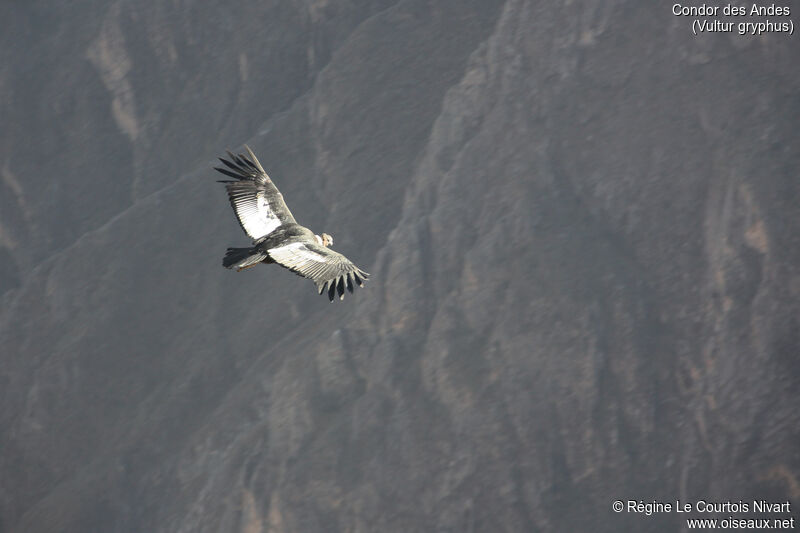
[215, 146, 369, 301]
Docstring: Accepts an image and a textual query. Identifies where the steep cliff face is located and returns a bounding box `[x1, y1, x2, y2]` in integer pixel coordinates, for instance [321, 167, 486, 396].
[1, 1, 798, 532]
[0, 0, 397, 285]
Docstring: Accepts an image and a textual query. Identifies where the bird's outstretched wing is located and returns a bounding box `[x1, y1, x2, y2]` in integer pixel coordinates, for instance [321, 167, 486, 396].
[215, 146, 296, 242]
[267, 241, 370, 301]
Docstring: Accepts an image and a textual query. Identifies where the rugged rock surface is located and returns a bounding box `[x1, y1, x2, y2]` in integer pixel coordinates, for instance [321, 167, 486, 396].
[1, 1, 798, 532]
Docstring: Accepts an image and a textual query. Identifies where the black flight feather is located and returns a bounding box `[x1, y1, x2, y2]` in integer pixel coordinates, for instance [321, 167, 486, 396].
[214, 167, 241, 180]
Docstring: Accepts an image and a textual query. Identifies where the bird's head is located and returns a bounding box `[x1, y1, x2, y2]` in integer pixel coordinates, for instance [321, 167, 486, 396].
[316, 233, 334, 247]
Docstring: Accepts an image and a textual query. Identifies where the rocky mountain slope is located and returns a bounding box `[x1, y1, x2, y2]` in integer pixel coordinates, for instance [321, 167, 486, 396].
[1, 1, 798, 532]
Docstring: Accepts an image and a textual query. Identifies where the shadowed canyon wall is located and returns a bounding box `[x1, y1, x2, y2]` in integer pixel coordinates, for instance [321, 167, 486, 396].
[1, 1, 798, 532]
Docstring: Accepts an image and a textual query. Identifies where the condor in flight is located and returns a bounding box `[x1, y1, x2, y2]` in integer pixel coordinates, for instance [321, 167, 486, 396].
[215, 146, 369, 301]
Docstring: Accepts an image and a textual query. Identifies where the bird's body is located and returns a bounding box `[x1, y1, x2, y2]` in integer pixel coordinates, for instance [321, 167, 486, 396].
[255, 224, 318, 256]
[215, 146, 369, 301]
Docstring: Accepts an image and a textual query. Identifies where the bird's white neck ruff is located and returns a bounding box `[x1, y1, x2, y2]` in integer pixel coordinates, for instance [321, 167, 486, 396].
[315, 234, 323, 246]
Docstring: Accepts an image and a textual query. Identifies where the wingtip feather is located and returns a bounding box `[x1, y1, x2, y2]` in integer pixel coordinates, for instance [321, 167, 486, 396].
[337, 277, 345, 299]
[244, 145, 267, 174]
[214, 167, 240, 179]
[327, 282, 336, 302]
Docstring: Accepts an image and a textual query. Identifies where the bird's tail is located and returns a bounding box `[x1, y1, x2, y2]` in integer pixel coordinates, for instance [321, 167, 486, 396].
[222, 247, 268, 271]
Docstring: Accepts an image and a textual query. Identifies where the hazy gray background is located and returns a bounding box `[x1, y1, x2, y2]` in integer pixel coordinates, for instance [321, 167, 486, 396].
[1, 1, 798, 532]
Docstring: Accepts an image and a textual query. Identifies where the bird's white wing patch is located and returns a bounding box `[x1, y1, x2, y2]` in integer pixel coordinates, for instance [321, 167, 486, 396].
[268, 242, 328, 268]
[227, 183, 282, 240]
